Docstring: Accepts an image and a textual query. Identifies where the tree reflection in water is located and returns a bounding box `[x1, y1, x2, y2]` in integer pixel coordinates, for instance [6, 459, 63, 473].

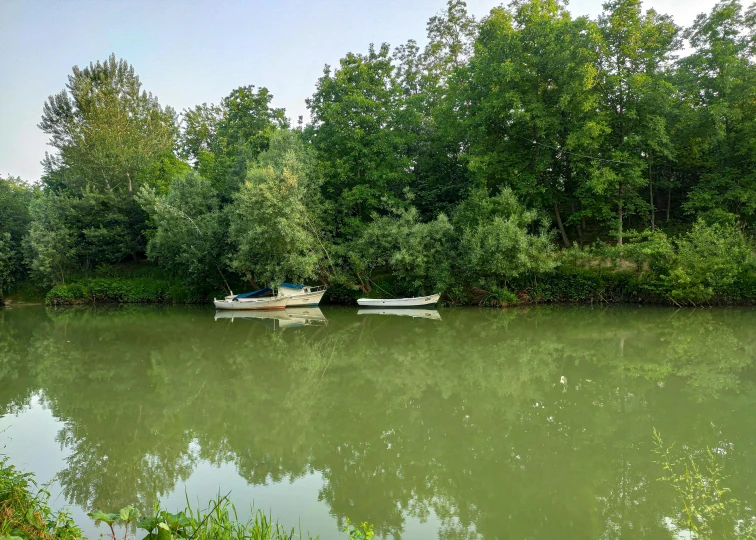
[1, 305, 755, 539]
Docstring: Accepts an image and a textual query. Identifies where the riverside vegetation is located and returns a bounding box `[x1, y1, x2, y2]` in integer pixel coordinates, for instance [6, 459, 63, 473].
[4, 441, 751, 540]
[2, 0, 756, 307]
[0, 455, 374, 540]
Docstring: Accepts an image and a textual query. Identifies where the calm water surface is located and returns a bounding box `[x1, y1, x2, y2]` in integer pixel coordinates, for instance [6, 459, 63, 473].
[1, 305, 755, 539]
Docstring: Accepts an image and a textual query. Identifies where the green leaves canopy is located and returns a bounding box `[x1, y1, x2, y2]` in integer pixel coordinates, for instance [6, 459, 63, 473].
[39, 54, 177, 194]
[227, 132, 320, 285]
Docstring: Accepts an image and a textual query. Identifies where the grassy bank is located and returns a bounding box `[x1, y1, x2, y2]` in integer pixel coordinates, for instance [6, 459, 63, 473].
[0, 457, 373, 540]
[0, 456, 83, 539]
[40, 263, 207, 306]
[16, 266, 756, 308]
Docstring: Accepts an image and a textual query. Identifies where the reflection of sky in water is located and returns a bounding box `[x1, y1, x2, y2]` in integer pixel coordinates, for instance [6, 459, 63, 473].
[0, 394, 441, 539]
[2, 305, 756, 539]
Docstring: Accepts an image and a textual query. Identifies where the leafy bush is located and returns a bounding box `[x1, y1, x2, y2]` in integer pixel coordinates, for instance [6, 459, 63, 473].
[139, 171, 230, 298]
[653, 430, 756, 538]
[453, 188, 557, 289]
[350, 207, 455, 295]
[664, 219, 755, 305]
[45, 278, 175, 305]
[511, 268, 642, 304]
[323, 283, 361, 305]
[0, 456, 83, 539]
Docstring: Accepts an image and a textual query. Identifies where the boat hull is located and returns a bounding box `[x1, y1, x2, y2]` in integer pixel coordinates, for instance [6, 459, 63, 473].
[283, 289, 327, 307]
[357, 294, 440, 308]
[213, 297, 289, 310]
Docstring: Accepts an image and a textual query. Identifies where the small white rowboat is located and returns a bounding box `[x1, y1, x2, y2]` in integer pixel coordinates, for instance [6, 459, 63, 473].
[357, 294, 440, 308]
[213, 296, 290, 310]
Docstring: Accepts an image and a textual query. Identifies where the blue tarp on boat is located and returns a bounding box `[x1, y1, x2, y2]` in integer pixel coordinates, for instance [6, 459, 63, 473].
[236, 287, 272, 299]
[279, 282, 304, 289]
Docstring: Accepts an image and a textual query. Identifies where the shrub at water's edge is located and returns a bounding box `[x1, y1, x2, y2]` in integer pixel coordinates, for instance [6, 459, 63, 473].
[653, 430, 756, 538]
[45, 278, 176, 306]
[0, 456, 83, 539]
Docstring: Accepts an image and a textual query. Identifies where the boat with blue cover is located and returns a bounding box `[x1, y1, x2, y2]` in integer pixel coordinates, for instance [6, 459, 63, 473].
[213, 283, 327, 310]
[214, 287, 289, 310]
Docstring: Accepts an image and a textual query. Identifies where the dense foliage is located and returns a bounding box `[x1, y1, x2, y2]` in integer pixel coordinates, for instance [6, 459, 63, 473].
[3, 0, 756, 305]
[0, 456, 83, 539]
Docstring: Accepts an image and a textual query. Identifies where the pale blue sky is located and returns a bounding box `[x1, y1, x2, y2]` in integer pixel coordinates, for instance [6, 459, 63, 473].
[0, 0, 719, 183]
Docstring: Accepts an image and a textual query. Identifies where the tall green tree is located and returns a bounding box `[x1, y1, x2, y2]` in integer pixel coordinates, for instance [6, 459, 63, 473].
[0, 175, 34, 292]
[676, 1, 756, 224]
[24, 193, 78, 286]
[424, 0, 478, 81]
[39, 54, 177, 195]
[306, 44, 416, 233]
[139, 172, 230, 296]
[590, 0, 679, 243]
[467, 0, 602, 246]
[227, 131, 321, 286]
[35, 55, 180, 268]
[395, 1, 478, 218]
[180, 86, 288, 197]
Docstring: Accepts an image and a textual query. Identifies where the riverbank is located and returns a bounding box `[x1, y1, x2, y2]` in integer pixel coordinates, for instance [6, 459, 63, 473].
[22, 267, 756, 308]
[0, 456, 83, 539]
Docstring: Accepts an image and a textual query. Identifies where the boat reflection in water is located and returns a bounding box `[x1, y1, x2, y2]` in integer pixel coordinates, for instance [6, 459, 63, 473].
[214, 307, 328, 330]
[357, 308, 441, 320]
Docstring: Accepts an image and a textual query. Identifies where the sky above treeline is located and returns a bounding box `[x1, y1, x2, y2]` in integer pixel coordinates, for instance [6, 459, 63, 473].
[0, 0, 722, 183]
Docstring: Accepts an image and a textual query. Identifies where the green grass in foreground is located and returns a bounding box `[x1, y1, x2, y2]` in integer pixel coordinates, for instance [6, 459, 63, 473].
[0, 456, 83, 539]
[0, 456, 373, 540]
[90, 498, 375, 540]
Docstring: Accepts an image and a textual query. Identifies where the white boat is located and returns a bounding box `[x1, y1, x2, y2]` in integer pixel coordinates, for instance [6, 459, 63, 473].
[357, 309, 441, 320]
[277, 283, 327, 307]
[213, 296, 289, 310]
[357, 294, 441, 308]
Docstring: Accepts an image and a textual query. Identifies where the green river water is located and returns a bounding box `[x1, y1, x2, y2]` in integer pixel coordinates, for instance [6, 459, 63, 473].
[1, 305, 755, 539]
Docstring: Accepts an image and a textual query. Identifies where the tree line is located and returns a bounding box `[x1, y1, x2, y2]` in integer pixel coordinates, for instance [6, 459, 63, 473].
[1, 0, 756, 303]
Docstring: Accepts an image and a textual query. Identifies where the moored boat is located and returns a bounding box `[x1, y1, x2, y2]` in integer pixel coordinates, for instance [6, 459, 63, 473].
[214, 283, 327, 309]
[277, 283, 327, 307]
[357, 294, 440, 308]
[213, 295, 289, 310]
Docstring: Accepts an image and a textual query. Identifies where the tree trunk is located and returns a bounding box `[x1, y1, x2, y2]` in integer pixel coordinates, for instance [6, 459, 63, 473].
[648, 153, 655, 230]
[571, 203, 584, 245]
[127, 171, 132, 194]
[580, 205, 587, 242]
[666, 184, 671, 223]
[617, 197, 624, 246]
[553, 203, 571, 248]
